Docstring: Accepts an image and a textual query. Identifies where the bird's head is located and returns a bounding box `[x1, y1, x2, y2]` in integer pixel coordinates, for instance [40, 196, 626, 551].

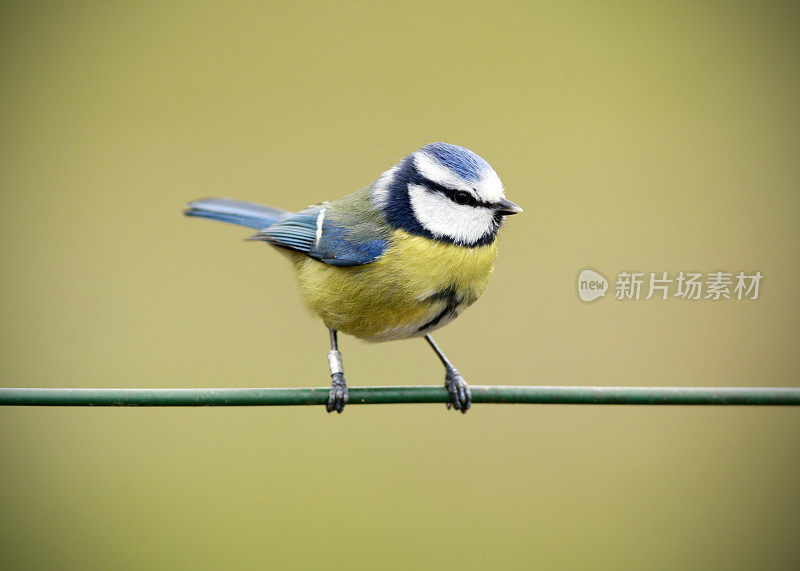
[372, 142, 522, 247]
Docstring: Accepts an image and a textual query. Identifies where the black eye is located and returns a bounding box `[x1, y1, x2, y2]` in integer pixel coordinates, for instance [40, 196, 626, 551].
[453, 191, 472, 205]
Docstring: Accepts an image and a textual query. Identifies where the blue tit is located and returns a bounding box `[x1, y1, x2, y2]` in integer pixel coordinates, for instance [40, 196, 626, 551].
[184, 142, 522, 413]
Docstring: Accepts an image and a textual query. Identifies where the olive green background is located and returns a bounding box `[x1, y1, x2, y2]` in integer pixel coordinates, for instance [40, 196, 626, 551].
[2, 1, 799, 569]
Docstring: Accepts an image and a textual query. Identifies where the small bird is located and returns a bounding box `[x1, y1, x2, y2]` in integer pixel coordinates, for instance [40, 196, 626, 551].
[184, 142, 522, 413]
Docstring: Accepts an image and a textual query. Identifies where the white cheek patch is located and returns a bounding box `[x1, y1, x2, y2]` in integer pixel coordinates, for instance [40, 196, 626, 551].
[408, 184, 497, 245]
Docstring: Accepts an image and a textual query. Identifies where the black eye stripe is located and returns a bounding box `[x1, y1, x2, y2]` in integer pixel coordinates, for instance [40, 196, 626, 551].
[422, 179, 490, 208]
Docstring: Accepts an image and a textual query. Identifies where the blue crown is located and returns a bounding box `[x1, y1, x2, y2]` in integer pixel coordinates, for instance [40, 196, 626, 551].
[420, 142, 492, 183]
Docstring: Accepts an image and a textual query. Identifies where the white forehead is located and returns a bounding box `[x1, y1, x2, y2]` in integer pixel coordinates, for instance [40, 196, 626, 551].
[413, 151, 505, 204]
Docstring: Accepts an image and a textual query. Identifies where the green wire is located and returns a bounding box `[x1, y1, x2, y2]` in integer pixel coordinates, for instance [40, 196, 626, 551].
[1, 385, 798, 406]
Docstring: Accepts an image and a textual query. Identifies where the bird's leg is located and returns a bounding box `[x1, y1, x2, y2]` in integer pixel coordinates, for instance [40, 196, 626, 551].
[326, 328, 348, 413]
[424, 334, 471, 413]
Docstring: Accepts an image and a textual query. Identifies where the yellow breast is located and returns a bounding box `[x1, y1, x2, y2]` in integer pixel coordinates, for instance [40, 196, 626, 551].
[285, 229, 499, 341]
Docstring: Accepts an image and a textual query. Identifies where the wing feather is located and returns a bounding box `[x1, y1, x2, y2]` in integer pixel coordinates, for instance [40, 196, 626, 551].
[251, 206, 387, 267]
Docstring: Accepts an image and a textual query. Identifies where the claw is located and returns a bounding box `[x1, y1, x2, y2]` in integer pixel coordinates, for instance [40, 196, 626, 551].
[327, 372, 349, 413]
[444, 364, 471, 413]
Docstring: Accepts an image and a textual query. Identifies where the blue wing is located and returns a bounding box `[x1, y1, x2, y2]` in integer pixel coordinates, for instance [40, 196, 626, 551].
[184, 198, 289, 230]
[250, 205, 387, 267]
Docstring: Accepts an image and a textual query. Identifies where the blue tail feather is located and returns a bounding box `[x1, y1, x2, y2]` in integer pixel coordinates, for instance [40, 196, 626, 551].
[184, 198, 289, 230]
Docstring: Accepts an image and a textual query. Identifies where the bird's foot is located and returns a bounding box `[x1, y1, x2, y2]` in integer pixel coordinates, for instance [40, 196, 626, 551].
[326, 372, 349, 413]
[444, 364, 471, 413]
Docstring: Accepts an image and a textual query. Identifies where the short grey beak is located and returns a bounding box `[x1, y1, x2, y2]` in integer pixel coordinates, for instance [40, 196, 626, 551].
[496, 197, 523, 215]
